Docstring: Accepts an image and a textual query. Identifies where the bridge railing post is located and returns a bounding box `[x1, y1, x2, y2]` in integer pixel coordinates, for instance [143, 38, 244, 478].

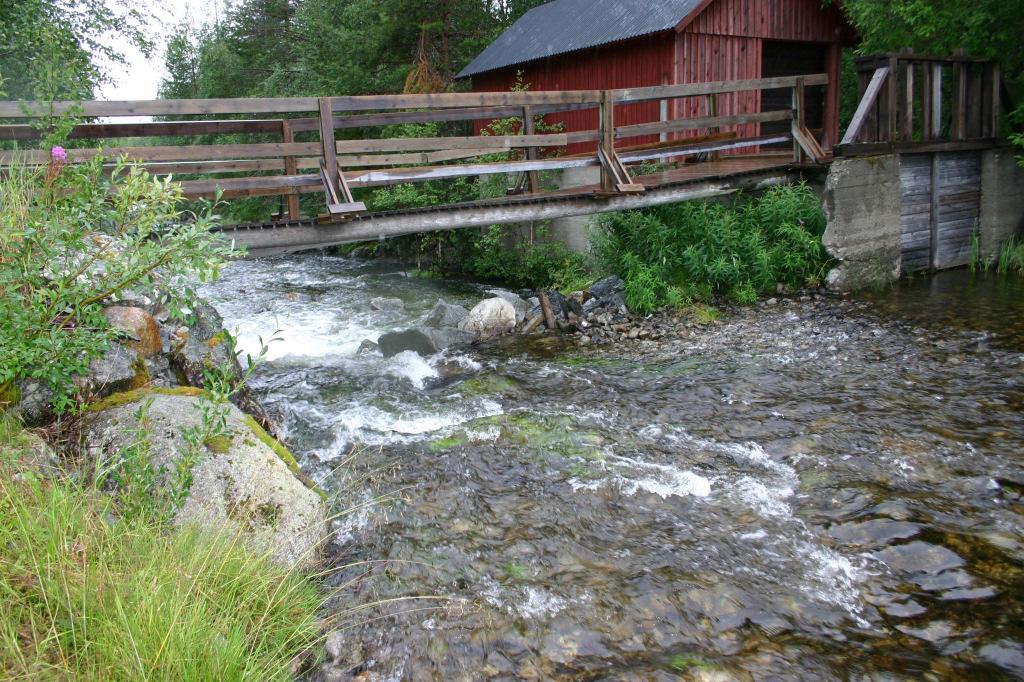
[791, 79, 804, 163]
[599, 90, 615, 193]
[522, 105, 540, 194]
[280, 120, 300, 220]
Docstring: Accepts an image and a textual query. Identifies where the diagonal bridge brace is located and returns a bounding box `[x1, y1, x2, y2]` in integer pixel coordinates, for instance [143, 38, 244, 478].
[318, 97, 366, 220]
[597, 145, 646, 194]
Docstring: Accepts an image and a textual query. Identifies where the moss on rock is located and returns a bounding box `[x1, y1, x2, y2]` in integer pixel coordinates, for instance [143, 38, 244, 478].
[0, 381, 21, 411]
[85, 386, 206, 413]
[241, 415, 326, 501]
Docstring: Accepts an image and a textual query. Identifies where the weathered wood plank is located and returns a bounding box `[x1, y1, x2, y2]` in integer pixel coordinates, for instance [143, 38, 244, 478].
[1, 142, 322, 165]
[614, 110, 791, 140]
[0, 118, 286, 140]
[614, 73, 828, 104]
[326, 90, 602, 113]
[0, 98, 320, 118]
[332, 131, 591, 154]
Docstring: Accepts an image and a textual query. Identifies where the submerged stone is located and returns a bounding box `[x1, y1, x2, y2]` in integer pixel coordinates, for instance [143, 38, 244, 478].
[828, 518, 921, 547]
[873, 541, 965, 575]
[369, 296, 405, 312]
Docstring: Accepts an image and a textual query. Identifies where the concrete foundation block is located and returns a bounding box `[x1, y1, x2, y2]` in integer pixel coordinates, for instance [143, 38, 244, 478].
[822, 155, 902, 290]
[979, 148, 1024, 257]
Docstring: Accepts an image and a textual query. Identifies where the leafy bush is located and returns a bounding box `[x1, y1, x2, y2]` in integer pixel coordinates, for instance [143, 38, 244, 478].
[0, 449, 321, 681]
[593, 184, 829, 313]
[0, 154, 230, 413]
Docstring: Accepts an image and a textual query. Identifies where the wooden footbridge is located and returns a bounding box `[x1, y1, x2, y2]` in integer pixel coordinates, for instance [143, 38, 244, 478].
[0, 53, 1002, 258]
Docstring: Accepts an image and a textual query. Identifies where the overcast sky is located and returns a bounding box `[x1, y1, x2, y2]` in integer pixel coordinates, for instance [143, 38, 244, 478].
[96, 0, 222, 101]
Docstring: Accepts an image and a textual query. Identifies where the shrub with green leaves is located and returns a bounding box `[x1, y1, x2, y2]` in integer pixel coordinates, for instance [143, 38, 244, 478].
[0, 154, 231, 413]
[593, 184, 830, 313]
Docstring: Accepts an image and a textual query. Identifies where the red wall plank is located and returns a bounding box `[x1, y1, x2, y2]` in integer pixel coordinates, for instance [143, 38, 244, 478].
[471, 34, 674, 154]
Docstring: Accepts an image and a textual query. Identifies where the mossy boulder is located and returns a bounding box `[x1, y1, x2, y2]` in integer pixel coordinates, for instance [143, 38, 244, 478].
[83, 389, 328, 569]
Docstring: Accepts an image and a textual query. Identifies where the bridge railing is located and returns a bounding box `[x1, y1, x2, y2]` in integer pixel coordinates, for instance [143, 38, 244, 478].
[837, 52, 1002, 156]
[0, 73, 828, 222]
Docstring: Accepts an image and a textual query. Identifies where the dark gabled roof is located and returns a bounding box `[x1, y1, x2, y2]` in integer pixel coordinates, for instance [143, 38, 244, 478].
[457, 0, 703, 79]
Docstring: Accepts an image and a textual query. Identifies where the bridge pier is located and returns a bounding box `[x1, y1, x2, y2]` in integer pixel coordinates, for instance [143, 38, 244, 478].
[822, 149, 1024, 290]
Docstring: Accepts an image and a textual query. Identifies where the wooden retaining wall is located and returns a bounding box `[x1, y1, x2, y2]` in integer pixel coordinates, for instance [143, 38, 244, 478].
[899, 151, 982, 272]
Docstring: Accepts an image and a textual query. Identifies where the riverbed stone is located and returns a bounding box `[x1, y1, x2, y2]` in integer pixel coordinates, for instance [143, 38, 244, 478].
[103, 305, 162, 357]
[378, 329, 438, 358]
[369, 297, 404, 312]
[828, 518, 921, 547]
[424, 299, 469, 328]
[459, 297, 517, 338]
[377, 327, 476, 358]
[84, 391, 327, 569]
[873, 541, 965, 575]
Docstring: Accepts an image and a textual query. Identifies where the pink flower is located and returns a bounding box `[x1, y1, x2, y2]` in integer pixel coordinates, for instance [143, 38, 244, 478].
[50, 146, 67, 163]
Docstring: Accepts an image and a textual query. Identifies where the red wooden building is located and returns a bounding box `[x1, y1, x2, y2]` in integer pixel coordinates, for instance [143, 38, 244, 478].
[457, 0, 856, 154]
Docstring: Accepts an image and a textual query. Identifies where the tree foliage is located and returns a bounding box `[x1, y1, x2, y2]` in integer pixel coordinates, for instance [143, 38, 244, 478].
[0, 0, 152, 101]
[839, 0, 1024, 135]
[159, 0, 547, 99]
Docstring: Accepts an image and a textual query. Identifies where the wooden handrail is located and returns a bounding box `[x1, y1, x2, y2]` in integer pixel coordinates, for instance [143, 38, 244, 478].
[613, 73, 828, 104]
[1, 72, 834, 218]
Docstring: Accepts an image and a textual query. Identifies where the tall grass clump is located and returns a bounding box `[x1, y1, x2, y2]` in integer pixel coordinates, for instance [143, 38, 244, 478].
[593, 183, 829, 313]
[996, 235, 1024, 275]
[0, 429, 322, 681]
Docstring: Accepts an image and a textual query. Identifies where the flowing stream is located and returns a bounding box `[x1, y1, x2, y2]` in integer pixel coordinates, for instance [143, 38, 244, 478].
[203, 257, 1024, 680]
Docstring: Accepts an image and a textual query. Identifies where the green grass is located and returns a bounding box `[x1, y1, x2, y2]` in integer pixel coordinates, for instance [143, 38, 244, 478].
[593, 184, 830, 313]
[0, 419, 323, 681]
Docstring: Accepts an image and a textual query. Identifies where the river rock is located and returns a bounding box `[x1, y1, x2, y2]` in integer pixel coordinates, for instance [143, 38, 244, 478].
[12, 379, 55, 426]
[485, 289, 530, 324]
[369, 297, 404, 312]
[459, 297, 517, 338]
[378, 329, 437, 358]
[424, 299, 469, 329]
[103, 306, 163, 357]
[378, 327, 475, 357]
[84, 391, 327, 569]
[545, 290, 583, 319]
[81, 343, 143, 396]
[356, 339, 379, 355]
[169, 299, 275, 431]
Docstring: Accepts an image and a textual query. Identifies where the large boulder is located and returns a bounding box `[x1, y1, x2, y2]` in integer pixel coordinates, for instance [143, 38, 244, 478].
[84, 390, 328, 569]
[103, 306, 162, 357]
[377, 327, 475, 358]
[484, 289, 530, 324]
[459, 297, 517, 338]
[424, 299, 469, 329]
